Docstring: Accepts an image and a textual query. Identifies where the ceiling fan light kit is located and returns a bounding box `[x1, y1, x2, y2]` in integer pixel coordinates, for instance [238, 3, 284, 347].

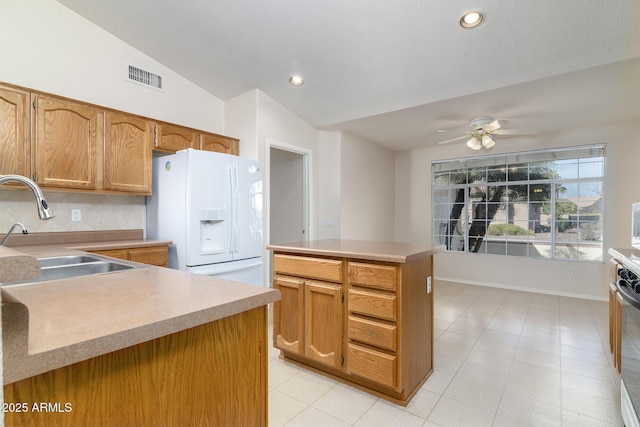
[466, 136, 481, 150]
[481, 135, 495, 149]
[437, 116, 539, 150]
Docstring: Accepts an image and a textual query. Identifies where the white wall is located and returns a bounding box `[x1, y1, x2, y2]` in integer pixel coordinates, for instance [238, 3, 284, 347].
[340, 132, 395, 241]
[0, 0, 227, 234]
[0, 0, 225, 132]
[225, 90, 259, 160]
[318, 131, 342, 239]
[395, 120, 640, 300]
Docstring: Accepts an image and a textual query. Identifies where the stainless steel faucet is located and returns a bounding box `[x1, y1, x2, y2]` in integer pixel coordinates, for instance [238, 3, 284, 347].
[1, 222, 27, 246]
[0, 174, 55, 220]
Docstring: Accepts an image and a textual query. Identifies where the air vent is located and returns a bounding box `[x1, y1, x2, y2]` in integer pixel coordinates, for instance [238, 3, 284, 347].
[127, 65, 164, 90]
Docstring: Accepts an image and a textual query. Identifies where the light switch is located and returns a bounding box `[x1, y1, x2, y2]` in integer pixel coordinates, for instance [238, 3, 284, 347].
[72, 209, 81, 222]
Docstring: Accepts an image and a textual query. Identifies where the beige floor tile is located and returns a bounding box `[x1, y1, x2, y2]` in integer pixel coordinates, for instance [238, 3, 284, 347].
[562, 409, 622, 427]
[354, 400, 426, 427]
[311, 383, 378, 425]
[428, 396, 495, 427]
[403, 388, 441, 419]
[561, 387, 623, 424]
[276, 369, 337, 405]
[503, 373, 562, 407]
[496, 393, 562, 426]
[508, 359, 562, 386]
[421, 370, 454, 395]
[456, 359, 510, 388]
[561, 371, 619, 400]
[269, 358, 303, 388]
[268, 389, 307, 427]
[432, 353, 464, 375]
[285, 406, 351, 427]
[443, 375, 504, 412]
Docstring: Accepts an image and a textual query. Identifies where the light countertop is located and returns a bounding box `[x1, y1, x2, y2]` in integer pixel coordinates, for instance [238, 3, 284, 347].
[609, 247, 640, 277]
[267, 239, 444, 263]
[1, 244, 279, 384]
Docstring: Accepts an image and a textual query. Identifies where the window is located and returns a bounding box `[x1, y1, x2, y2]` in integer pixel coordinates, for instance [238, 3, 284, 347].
[432, 144, 605, 262]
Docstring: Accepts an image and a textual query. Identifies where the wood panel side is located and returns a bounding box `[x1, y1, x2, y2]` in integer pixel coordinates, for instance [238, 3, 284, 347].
[4, 307, 268, 427]
[398, 255, 433, 396]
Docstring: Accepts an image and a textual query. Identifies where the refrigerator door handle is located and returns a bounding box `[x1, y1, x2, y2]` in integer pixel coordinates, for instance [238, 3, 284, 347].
[231, 163, 240, 253]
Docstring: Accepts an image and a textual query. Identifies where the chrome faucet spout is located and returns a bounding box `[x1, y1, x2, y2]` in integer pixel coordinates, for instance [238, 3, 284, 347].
[1, 222, 27, 246]
[0, 175, 55, 220]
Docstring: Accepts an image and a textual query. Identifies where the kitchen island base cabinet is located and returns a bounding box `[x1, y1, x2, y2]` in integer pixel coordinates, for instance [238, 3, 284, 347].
[270, 240, 441, 406]
[3, 306, 268, 427]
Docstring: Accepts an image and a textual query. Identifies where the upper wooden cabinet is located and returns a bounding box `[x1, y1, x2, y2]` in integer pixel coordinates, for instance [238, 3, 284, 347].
[0, 85, 30, 178]
[0, 81, 241, 194]
[156, 122, 240, 156]
[155, 122, 198, 152]
[104, 112, 153, 194]
[201, 132, 239, 155]
[33, 94, 98, 190]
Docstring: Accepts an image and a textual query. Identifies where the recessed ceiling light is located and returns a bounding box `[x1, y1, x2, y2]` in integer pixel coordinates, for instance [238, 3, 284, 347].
[289, 75, 304, 86]
[460, 11, 484, 28]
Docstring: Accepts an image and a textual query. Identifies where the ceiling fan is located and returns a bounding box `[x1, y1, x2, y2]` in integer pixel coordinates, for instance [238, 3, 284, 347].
[437, 116, 538, 150]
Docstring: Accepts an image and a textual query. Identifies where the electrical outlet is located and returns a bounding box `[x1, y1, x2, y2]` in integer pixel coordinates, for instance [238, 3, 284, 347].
[566, 268, 574, 277]
[72, 209, 82, 222]
[427, 276, 432, 293]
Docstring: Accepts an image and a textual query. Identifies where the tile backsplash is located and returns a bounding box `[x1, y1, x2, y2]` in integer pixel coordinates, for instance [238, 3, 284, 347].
[0, 190, 146, 234]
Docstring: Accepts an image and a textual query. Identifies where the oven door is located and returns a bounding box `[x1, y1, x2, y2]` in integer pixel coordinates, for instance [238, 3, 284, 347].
[617, 280, 640, 427]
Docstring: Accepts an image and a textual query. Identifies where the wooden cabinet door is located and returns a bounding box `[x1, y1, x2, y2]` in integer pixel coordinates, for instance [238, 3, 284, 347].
[274, 276, 305, 355]
[104, 112, 153, 194]
[200, 132, 239, 155]
[128, 246, 169, 267]
[304, 280, 343, 369]
[33, 95, 97, 189]
[155, 122, 198, 152]
[0, 86, 30, 177]
[90, 246, 169, 267]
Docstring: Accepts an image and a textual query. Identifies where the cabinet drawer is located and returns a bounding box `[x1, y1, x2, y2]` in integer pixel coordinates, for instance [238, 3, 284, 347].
[348, 262, 397, 291]
[273, 254, 342, 283]
[91, 248, 129, 260]
[348, 289, 396, 321]
[129, 246, 169, 267]
[348, 316, 396, 351]
[90, 246, 169, 267]
[347, 343, 396, 389]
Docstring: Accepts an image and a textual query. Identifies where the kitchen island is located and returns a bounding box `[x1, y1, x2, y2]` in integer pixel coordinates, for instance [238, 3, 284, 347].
[0, 244, 279, 426]
[267, 239, 443, 406]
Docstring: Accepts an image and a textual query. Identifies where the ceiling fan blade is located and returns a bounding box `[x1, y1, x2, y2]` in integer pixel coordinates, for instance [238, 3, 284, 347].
[437, 135, 468, 145]
[491, 128, 539, 136]
[483, 119, 502, 132]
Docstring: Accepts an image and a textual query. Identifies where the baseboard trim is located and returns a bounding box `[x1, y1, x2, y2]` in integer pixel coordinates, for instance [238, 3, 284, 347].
[435, 276, 607, 302]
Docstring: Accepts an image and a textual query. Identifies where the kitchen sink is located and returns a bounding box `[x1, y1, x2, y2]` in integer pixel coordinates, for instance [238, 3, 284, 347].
[38, 254, 106, 268]
[2, 254, 145, 286]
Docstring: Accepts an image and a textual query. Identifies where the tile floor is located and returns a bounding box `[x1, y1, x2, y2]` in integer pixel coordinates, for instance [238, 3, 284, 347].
[268, 280, 623, 426]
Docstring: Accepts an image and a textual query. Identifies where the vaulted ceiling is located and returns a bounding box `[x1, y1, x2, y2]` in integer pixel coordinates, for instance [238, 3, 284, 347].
[58, 0, 640, 151]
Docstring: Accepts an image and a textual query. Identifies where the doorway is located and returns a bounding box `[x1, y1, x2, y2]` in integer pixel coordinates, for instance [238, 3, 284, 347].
[268, 144, 310, 244]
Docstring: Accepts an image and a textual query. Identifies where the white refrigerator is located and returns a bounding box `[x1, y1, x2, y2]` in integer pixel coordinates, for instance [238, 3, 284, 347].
[146, 149, 264, 286]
